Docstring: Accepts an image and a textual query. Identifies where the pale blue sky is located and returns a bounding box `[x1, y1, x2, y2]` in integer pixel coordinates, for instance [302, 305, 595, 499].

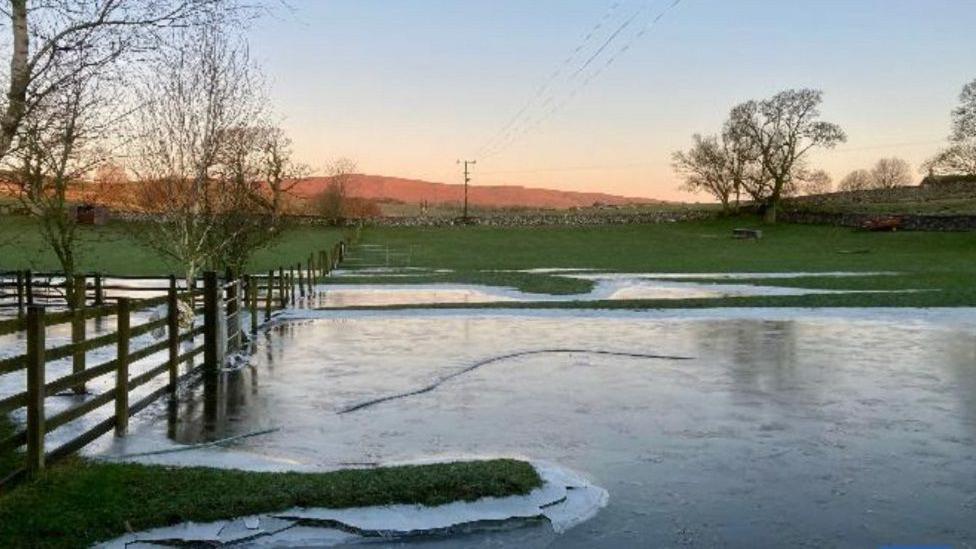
[248, 0, 976, 200]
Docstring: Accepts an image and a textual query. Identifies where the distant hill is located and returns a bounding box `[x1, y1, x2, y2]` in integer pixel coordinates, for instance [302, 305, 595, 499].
[290, 174, 662, 210]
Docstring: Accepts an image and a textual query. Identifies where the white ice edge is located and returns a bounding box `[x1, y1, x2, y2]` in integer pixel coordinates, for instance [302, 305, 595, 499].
[96, 461, 608, 547]
[278, 305, 976, 331]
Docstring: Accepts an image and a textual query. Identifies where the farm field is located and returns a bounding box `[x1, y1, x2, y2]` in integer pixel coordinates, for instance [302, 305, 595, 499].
[330, 217, 976, 307]
[0, 216, 345, 276]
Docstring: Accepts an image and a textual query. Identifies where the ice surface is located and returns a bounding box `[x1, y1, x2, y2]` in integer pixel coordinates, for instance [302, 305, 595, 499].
[311, 271, 916, 308]
[97, 306, 976, 547]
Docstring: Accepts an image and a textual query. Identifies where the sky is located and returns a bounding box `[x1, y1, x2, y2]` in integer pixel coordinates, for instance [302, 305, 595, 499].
[247, 0, 976, 201]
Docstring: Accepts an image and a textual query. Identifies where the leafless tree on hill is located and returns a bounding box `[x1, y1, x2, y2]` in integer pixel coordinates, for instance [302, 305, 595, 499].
[726, 89, 846, 222]
[923, 78, 976, 177]
[871, 157, 913, 188]
[838, 169, 873, 192]
[675, 89, 843, 219]
[317, 157, 357, 223]
[798, 169, 832, 195]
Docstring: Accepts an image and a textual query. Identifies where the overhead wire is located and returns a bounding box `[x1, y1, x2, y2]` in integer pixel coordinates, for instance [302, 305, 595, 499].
[475, 1, 626, 159]
[480, 0, 684, 161]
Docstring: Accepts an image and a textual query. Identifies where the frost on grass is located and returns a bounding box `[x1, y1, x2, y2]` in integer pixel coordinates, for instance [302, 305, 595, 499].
[98, 462, 608, 547]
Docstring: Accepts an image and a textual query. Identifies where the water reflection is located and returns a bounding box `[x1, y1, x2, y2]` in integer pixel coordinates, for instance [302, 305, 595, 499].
[156, 309, 976, 547]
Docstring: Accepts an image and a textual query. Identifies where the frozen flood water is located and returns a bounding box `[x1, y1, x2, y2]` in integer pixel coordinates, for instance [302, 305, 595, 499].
[103, 308, 976, 547]
[314, 275, 914, 307]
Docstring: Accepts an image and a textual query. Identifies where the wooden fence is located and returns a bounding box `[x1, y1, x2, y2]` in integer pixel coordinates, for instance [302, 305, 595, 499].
[0, 241, 346, 316]
[0, 240, 347, 490]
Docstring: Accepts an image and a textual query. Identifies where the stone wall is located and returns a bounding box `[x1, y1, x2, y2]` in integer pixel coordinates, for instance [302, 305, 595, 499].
[779, 211, 976, 232]
[354, 210, 714, 228]
[110, 209, 715, 228]
[786, 179, 976, 209]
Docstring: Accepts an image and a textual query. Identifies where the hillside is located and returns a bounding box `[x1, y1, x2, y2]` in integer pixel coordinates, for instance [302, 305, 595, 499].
[290, 174, 662, 210]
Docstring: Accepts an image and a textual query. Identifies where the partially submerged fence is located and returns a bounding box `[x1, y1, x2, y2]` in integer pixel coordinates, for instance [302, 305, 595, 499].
[0, 239, 348, 489]
[0, 241, 347, 316]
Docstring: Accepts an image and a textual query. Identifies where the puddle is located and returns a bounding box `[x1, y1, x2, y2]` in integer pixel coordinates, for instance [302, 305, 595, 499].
[312, 277, 918, 308]
[99, 307, 976, 547]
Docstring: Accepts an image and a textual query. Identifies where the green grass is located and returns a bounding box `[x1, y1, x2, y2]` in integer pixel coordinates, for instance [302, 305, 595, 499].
[340, 216, 976, 306]
[0, 215, 343, 275]
[0, 413, 538, 548]
[0, 452, 540, 549]
[0, 417, 18, 482]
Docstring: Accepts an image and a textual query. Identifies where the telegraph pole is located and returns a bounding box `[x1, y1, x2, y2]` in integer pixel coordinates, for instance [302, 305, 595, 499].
[457, 159, 476, 220]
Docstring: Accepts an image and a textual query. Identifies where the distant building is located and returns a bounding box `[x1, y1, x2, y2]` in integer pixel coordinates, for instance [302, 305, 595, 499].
[73, 204, 109, 225]
[920, 173, 976, 187]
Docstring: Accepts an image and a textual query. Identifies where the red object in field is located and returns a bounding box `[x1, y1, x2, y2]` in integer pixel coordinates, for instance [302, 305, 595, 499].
[861, 216, 903, 232]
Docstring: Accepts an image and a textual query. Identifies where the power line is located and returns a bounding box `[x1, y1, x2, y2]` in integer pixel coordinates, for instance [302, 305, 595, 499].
[481, 0, 683, 160]
[829, 139, 946, 153]
[480, 160, 665, 176]
[475, 1, 626, 159]
[480, 0, 656, 159]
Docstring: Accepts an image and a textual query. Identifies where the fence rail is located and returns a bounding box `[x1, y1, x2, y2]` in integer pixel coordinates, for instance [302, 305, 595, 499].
[0, 238, 349, 491]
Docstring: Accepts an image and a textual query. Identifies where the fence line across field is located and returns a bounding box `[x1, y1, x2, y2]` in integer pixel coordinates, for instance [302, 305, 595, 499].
[0, 239, 349, 491]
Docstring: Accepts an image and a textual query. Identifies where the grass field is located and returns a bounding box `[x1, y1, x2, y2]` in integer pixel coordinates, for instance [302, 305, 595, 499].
[0, 414, 539, 549]
[337, 216, 976, 307]
[0, 216, 344, 276]
[2, 213, 974, 305]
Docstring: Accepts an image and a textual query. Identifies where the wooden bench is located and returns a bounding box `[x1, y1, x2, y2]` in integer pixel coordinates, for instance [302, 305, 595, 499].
[732, 228, 763, 240]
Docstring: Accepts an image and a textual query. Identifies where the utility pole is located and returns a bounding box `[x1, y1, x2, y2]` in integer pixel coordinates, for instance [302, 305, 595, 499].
[457, 159, 476, 220]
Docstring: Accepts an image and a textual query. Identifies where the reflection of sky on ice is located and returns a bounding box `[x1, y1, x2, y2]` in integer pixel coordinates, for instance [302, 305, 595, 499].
[0, 305, 207, 452]
[92, 307, 976, 548]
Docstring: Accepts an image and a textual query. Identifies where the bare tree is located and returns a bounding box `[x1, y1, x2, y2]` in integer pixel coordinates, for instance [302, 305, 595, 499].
[0, 1, 245, 166]
[726, 89, 846, 222]
[799, 169, 832, 195]
[672, 133, 750, 213]
[923, 78, 976, 176]
[209, 124, 307, 274]
[128, 18, 264, 286]
[0, 33, 127, 302]
[871, 157, 913, 188]
[951, 78, 976, 142]
[250, 126, 308, 223]
[838, 169, 873, 192]
[316, 157, 357, 222]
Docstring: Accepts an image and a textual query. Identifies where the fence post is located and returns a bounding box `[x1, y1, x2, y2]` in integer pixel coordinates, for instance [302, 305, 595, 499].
[167, 276, 179, 393]
[115, 298, 130, 436]
[246, 275, 258, 335]
[16, 271, 25, 317]
[289, 266, 296, 305]
[25, 269, 33, 306]
[26, 305, 45, 475]
[227, 277, 240, 353]
[71, 275, 87, 395]
[278, 267, 286, 309]
[307, 255, 315, 288]
[265, 270, 273, 321]
[203, 271, 220, 373]
[94, 273, 104, 306]
[297, 262, 306, 298]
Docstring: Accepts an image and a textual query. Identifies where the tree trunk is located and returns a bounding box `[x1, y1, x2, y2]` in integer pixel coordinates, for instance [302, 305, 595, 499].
[0, 0, 30, 162]
[763, 199, 778, 224]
